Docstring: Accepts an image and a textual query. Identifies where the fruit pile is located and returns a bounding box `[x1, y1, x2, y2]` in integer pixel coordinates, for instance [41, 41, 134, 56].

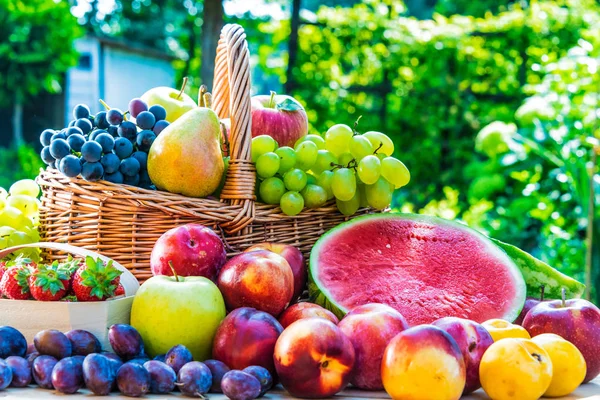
[252, 120, 410, 216]
[0, 256, 123, 302]
[0, 324, 272, 399]
[0, 180, 41, 261]
[39, 100, 170, 188]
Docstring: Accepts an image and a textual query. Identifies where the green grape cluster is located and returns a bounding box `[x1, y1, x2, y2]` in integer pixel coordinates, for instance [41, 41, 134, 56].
[251, 121, 410, 217]
[0, 180, 42, 260]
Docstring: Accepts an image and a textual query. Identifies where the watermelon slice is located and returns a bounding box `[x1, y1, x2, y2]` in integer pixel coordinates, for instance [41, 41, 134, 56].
[490, 238, 585, 299]
[309, 213, 527, 325]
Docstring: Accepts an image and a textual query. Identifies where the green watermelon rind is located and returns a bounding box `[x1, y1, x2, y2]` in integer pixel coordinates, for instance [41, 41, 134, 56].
[490, 238, 586, 299]
[309, 213, 527, 323]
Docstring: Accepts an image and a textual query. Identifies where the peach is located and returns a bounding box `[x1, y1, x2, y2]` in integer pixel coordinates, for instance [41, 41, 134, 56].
[217, 250, 293, 316]
[481, 318, 531, 341]
[278, 303, 339, 329]
[274, 318, 355, 398]
[531, 333, 586, 397]
[212, 307, 283, 376]
[382, 325, 466, 400]
[479, 338, 552, 400]
[338, 303, 409, 390]
[432, 317, 494, 394]
[245, 243, 306, 303]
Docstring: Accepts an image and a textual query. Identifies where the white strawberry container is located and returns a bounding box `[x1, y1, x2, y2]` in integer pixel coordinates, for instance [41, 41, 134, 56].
[0, 242, 139, 351]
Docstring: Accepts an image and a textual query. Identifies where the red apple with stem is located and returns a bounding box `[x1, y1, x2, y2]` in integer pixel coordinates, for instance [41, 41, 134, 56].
[251, 91, 308, 148]
[150, 224, 226, 281]
[523, 288, 600, 383]
[514, 285, 546, 325]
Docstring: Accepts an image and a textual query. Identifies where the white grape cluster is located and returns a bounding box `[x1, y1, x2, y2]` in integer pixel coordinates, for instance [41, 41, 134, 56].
[251, 123, 409, 216]
[0, 180, 41, 260]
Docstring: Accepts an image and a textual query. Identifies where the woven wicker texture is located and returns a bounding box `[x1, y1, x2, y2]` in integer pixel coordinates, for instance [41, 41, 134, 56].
[38, 24, 373, 282]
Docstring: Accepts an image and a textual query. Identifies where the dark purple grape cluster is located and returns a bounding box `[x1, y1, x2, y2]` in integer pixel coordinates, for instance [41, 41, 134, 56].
[38, 100, 170, 190]
[0, 324, 273, 398]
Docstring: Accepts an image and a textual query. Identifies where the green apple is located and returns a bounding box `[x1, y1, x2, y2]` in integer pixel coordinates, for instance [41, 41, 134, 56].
[130, 274, 226, 360]
[141, 87, 197, 123]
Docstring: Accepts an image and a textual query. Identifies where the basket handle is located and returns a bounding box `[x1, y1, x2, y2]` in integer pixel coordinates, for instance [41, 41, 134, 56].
[0, 243, 140, 297]
[211, 24, 256, 234]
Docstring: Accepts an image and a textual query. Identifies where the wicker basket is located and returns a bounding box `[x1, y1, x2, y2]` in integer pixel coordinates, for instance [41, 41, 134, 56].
[38, 24, 372, 282]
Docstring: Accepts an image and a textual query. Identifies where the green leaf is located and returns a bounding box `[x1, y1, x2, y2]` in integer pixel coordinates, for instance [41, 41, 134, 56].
[276, 98, 304, 112]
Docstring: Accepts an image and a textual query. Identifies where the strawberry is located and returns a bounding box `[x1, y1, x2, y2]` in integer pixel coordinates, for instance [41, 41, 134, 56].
[72, 257, 123, 302]
[0, 266, 32, 300]
[28, 262, 70, 301]
[114, 284, 125, 297]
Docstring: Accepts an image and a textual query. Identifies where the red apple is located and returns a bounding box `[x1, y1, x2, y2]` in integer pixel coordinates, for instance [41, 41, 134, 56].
[217, 250, 294, 317]
[278, 303, 339, 329]
[515, 286, 547, 325]
[523, 297, 600, 383]
[245, 243, 306, 303]
[338, 303, 409, 390]
[432, 317, 494, 394]
[274, 318, 355, 398]
[212, 307, 283, 376]
[251, 92, 308, 148]
[150, 224, 226, 280]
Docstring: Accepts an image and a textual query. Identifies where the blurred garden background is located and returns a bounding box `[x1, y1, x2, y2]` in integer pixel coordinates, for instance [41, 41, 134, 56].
[1, 0, 599, 300]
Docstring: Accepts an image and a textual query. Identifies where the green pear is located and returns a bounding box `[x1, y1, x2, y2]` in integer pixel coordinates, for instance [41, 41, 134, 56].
[141, 87, 197, 123]
[148, 107, 225, 198]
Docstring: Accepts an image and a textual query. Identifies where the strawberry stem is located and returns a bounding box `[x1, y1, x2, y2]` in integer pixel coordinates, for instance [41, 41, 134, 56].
[168, 261, 179, 282]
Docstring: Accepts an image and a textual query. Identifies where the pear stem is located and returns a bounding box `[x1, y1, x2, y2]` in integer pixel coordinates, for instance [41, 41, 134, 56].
[540, 285, 545, 302]
[168, 261, 179, 282]
[199, 85, 207, 107]
[561, 287, 566, 307]
[203, 93, 212, 109]
[268, 91, 276, 108]
[177, 77, 188, 100]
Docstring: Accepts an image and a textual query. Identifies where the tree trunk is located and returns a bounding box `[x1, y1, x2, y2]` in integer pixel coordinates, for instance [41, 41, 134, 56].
[12, 102, 23, 146]
[201, 0, 224, 90]
[285, 0, 302, 93]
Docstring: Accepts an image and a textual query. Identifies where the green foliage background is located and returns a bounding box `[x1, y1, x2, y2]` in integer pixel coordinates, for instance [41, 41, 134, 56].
[3, 0, 598, 299]
[253, 0, 600, 297]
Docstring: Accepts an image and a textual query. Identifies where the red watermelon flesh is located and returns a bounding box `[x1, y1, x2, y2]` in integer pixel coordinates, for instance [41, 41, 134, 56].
[309, 213, 526, 325]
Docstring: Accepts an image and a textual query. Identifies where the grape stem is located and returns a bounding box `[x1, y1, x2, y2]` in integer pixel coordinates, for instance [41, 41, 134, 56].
[373, 141, 384, 154]
[198, 85, 207, 107]
[177, 77, 188, 100]
[353, 115, 363, 135]
[329, 159, 358, 171]
[98, 99, 111, 110]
